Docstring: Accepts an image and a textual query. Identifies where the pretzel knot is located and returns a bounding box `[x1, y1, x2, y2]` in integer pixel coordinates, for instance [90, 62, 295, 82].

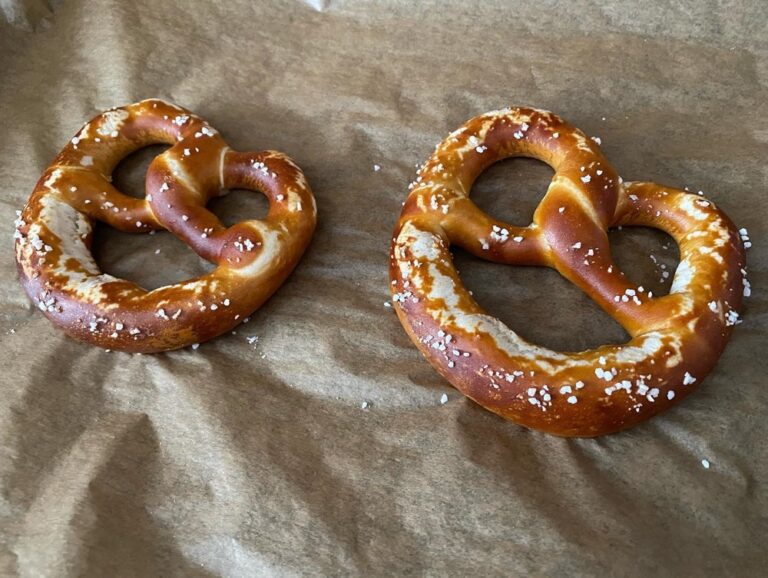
[15, 99, 316, 352]
[390, 107, 748, 437]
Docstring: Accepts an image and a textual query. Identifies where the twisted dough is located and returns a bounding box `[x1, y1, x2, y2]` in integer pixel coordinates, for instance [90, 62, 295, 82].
[390, 107, 748, 437]
[15, 99, 316, 352]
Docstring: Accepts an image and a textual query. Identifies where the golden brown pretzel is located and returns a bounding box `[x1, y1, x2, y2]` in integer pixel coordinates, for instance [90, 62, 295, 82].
[15, 99, 316, 353]
[390, 107, 748, 437]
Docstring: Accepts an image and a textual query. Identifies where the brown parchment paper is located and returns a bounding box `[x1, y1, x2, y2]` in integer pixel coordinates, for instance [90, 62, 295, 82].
[1, 1, 767, 576]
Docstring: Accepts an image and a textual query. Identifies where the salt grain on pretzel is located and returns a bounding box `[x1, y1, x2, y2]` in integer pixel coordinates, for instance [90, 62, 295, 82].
[15, 99, 316, 352]
[390, 107, 747, 437]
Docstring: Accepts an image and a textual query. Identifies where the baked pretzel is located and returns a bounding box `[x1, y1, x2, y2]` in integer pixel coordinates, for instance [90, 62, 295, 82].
[15, 99, 316, 353]
[390, 107, 748, 437]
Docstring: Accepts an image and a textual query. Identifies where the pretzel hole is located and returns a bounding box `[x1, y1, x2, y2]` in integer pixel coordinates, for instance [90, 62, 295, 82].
[608, 226, 679, 297]
[208, 188, 270, 226]
[452, 248, 629, 351]
[93, 225, 214, 291]
[470, 157, 554, 226]
[112, 145, 171, 199]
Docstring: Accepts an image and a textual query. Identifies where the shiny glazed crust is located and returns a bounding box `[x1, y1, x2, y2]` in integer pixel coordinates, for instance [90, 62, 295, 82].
[389, 107, 747, 437]
[15, 99, 316, 352]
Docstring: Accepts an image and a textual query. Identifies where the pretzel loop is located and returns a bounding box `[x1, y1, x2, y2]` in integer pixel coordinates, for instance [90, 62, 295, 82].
[147, 148, 315, 264]
[15, 99, 316, 353]
[390, 107, 747, 437]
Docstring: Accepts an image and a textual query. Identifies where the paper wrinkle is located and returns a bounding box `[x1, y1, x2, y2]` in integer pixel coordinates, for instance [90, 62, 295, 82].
[302, 0, 331, 12]
[0, 0, 59, 31]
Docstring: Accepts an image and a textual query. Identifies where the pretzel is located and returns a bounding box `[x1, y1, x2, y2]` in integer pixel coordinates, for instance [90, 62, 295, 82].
[14, 99, 316, 353]
[390, 107, 748, 437]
